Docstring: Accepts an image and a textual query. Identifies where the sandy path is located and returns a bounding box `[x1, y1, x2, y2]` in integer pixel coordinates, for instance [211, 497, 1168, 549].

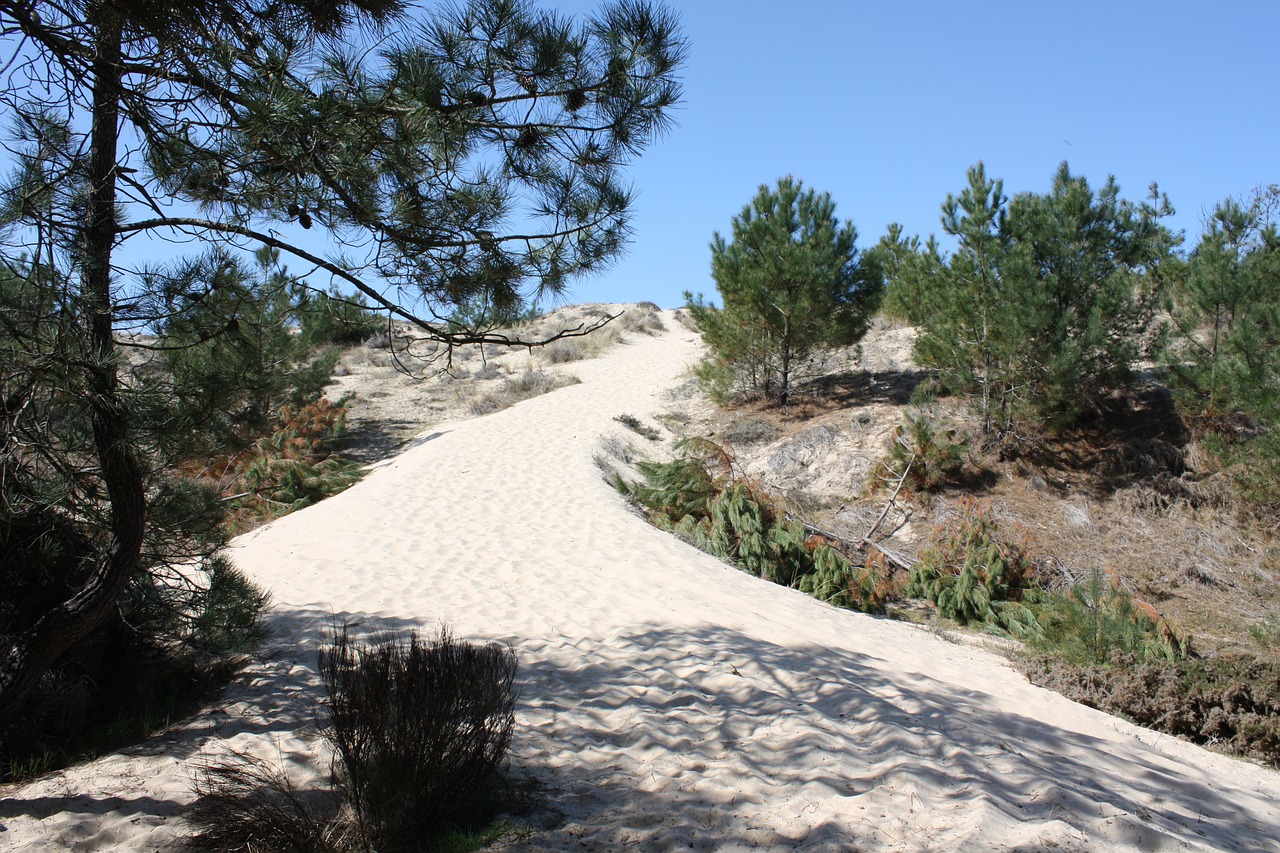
[4, 312, 1279, 852]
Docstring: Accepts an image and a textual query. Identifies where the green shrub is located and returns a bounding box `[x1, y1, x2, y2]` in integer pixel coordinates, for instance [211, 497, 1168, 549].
[885, 162, 1174, 434]
[1029, 568, 1190, 665]
[1, 441, 270, 780]
[799, 548, 894, 614]
[621, 438, 891, 611]
[877, 405, 971, 496]
[220, 399, 364, 532]
[159, 248, 341, 457]
[905, 499, 1038, 634]
[688, 177, 882, 407]
[187, 627, 519, 852]
[446, 292, 541, 333]
[1251, 612, 1280, 658]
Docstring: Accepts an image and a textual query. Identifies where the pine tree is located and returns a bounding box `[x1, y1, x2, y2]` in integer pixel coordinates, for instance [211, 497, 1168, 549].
[0, 0, 685, 726]
[1164, 187, 1280, 513]
[688, 176, 882, 406]
[886, 162, 1175, 434]
[1166, 189, 1280, 424]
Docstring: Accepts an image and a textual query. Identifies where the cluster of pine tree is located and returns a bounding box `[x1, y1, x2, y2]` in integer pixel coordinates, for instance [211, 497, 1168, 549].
[694, 165, 1279, 517]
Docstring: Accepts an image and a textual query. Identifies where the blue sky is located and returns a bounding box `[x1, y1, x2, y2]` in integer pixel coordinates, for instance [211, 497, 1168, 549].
[539, 0, 1280, 309]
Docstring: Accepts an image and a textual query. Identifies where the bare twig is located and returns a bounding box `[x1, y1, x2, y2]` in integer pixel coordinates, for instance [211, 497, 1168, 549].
[866, 450, 915, 541]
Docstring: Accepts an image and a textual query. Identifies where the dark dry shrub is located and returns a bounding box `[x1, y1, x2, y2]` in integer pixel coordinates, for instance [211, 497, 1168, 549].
[318, 626, 518, 852]
[186, 750, 353, 853]
[614, 413, 661, 441]
[1020, 652, 1280, 766]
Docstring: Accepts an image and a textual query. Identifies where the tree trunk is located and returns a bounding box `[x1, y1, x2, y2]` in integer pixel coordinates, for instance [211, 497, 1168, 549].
[778, 313, 791, 407]
[0, 8, 146, 727]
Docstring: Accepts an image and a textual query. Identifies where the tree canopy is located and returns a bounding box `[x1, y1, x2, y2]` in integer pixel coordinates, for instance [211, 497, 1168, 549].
[884, 162, 1176, 434]
[689, 176, 882, 406]
[0, 0, 686, 728]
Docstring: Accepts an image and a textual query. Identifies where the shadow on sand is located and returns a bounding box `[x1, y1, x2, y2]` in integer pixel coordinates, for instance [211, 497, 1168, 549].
[7, 606, 1270, 851]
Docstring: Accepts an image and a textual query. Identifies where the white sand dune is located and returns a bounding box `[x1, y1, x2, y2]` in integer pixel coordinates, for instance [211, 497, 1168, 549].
[4, 311, 1279, 852]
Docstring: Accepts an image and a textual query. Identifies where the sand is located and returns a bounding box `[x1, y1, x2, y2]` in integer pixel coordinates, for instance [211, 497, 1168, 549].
[3, 311, 1279, 852]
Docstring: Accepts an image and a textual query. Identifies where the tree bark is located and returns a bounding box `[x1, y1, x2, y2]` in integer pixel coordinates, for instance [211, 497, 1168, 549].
[0, 7, 146, 727]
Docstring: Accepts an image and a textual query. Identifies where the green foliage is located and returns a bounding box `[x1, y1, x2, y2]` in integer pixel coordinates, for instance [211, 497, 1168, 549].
[799, 549, 894, 615]
[1163, 187, 1280, 516]
[1165, 188, 1280, 422]
[621, 439, 889, 611]
[1029, 568, 1189, 665]
[879, 403, 971, 496]
[298, 287, 383, 347]
[187, 558, 274, 655]
[886, 162, 1176, 433]
[221, 399, 365, 532]
[687, 176, 883, 406]
[158, 248, 344, 457]
[905, 499, 1038, 633]
[621, 437, 725, 521]
[1251, 613, 1280, 658]
[0, 260, 271, 773]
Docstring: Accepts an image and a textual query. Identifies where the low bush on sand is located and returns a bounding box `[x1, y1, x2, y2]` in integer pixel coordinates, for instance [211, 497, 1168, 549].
[1020, 652, 1280, 767]
[540, 325, 622, 364]
[187, 626, 519, 852]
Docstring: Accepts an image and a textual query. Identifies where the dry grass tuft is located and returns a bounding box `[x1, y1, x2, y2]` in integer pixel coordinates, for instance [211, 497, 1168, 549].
[540, 325, 622, 364]
[614, 414, 662, 441]
[616, 304, 665, 335]
[468, 370, 580, 416]
[186, 751, 353, 853]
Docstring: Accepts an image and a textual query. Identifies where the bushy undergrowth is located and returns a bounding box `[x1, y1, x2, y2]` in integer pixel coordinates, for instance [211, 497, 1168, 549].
[187, 627, 520, 852]
[1, 476, 270, 780]
[876, 405, 972, 497]
[1021, 652, 1280, 766]
[1028, 568, 1190, 664]
[186, 398, 364, 534]
[905, 499, 1039, 635]
[622, 429, 1280, 765]
[619, 438, 885, 611]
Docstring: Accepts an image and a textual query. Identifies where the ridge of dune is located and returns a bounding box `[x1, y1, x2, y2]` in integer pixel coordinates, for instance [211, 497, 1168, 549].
[4, 309, 1279, 852]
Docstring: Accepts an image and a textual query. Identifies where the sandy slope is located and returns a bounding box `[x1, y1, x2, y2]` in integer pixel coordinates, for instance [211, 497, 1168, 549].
[4, 311, 1279, 852]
